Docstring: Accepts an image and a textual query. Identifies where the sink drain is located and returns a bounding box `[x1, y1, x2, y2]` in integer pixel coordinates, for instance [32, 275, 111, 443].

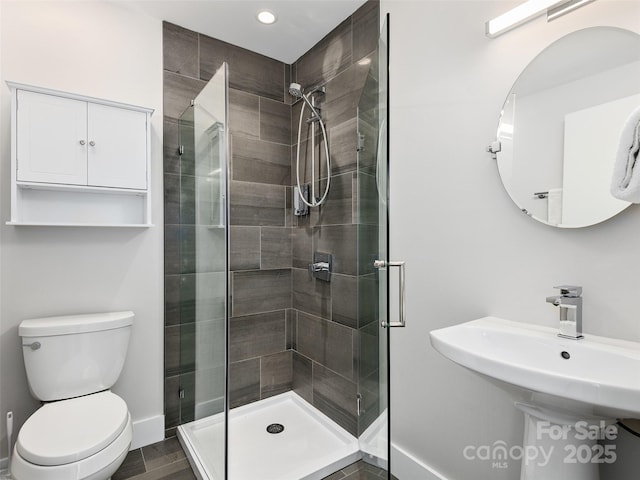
[266, 423, 285, 434]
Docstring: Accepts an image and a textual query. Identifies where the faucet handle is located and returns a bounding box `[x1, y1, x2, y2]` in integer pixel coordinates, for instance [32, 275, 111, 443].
[552, 285, 582, 297]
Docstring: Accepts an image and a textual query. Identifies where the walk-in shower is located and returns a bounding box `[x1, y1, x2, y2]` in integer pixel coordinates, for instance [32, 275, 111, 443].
[175, 65, 363, 480]
[290, 82, 331, 209]
[165, 4, 390, 479]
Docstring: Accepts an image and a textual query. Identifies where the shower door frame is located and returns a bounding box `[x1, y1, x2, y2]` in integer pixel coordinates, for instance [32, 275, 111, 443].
[356, 12, 394, 480]
[175, 62, 230, 480]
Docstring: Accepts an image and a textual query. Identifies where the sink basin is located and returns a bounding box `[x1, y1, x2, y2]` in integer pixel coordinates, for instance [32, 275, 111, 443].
[429, 316, 640, 419]
[430, 316, 640, 479]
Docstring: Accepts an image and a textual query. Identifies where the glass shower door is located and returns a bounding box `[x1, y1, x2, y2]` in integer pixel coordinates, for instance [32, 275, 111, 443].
[177, 63, 229, 480]
[357, 14, 394, 479]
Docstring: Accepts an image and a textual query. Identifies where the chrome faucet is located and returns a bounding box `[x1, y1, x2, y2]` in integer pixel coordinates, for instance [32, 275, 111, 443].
[546, 285, 583, 340]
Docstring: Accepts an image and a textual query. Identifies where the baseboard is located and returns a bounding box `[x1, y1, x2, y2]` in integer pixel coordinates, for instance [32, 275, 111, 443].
[131, 414, 165, 450]
[392, 443, 449, 480]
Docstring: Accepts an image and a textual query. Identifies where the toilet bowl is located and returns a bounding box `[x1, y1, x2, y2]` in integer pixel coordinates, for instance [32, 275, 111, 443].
[11, 312, 134, 480]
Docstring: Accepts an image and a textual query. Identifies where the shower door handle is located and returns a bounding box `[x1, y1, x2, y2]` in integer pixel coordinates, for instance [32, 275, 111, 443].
[374, 259, 406, 328]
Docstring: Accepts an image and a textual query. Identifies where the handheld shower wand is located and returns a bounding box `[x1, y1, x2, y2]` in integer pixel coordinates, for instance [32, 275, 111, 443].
[289, 82, 331, 208]
[288, 82, 303, 97]
[288, 83, 323, 121]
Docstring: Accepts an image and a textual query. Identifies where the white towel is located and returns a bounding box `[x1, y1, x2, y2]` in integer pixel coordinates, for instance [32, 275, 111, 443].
[611, 105, 640, 203]
[548, 188, 563, 225]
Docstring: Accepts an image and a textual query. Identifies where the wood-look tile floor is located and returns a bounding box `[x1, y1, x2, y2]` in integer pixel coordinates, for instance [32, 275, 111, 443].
[113, 437, 195, 480]
[113, 436, 394, 480]
[323, 460, 399, 479]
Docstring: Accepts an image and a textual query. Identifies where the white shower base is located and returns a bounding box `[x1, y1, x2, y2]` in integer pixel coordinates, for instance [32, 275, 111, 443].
[178, 391, 361, 480]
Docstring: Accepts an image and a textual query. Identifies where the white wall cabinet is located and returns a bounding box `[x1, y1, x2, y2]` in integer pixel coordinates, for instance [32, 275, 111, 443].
[16, 91, 88, 186]
[86, 102, 148, 189]
[8, 82, 154, 226]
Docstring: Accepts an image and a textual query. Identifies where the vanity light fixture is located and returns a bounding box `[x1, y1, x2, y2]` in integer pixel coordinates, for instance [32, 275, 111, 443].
[257, 9, 277, 25]
[486, 0, 597, 38]
[547, 0, 596, 21]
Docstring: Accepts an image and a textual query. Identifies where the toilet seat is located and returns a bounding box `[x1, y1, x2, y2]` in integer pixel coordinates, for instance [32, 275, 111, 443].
[11, 391, 132, 480]
[17, 391, 129, 466]
[11, 413, 131, 480]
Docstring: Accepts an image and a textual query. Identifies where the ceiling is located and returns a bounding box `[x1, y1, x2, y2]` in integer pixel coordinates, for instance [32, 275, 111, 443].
[129, 0, 368, 64]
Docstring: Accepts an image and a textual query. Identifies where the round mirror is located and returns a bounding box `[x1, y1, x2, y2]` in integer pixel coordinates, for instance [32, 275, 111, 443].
[494, 27, 640, 228]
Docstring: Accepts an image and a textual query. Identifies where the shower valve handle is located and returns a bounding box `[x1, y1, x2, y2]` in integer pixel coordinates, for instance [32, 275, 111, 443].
[310, 261, 330, 272]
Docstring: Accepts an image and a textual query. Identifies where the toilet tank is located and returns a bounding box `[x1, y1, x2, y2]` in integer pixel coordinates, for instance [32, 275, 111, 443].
[19, 311, 134, 401]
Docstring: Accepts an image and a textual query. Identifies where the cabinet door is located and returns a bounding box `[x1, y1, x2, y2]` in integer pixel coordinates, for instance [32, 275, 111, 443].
[16, 90, 88, 185]
[87, 103, 148, 189]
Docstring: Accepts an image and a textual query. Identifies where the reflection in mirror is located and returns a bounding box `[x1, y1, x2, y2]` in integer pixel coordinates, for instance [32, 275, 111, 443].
[494, 27, 640, 228]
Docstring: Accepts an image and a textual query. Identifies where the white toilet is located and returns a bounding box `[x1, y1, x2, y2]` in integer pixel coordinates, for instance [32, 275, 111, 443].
[11, 311, 134, 480]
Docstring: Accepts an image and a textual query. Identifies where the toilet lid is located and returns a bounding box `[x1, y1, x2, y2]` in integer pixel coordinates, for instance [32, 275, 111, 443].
[16, 391, 129, 466]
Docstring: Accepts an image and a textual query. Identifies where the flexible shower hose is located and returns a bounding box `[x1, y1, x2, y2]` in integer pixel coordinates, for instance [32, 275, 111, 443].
[295, 97, 331, 207]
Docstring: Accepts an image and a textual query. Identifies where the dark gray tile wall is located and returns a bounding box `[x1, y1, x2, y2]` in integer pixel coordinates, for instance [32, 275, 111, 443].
[260, 350, 293, 398]
[261, 227, 292, 269]
[229, 227, 260, 271]
[289, 0, 380, 438]
[296, 311, 354, 380]
[163, 21, 293, 436]
[229, 180, 286, 226]
[229, 358, 260, 408]
[231, 269, 291, 317]
[295, 18, 353, 89]
[163, 0, 380, 440]
[199, 35, 285, 100]
[229, 311, 286, 362]
[313, 363, 358, 435]
[232, 135, 290, 185]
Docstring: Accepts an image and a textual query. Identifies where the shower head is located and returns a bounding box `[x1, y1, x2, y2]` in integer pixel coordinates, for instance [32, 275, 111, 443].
[289, 82, 303, 98]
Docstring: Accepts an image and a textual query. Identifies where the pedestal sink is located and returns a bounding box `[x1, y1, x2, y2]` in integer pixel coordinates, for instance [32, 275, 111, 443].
[429, 316, 640, 480]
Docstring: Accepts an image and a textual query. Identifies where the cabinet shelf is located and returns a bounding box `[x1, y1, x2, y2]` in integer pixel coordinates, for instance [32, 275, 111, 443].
[12, 186, 151, 226]
[6, 222, 154, 228]
[16, 181, 148, 196]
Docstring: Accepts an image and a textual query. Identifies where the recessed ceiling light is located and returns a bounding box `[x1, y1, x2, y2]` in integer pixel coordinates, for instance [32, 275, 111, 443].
[257, 10, 277, 25]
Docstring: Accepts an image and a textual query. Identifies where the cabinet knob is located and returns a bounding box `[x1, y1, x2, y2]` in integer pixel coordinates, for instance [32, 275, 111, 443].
[79, 140, 86, 145]
[89, 141, 96, 147]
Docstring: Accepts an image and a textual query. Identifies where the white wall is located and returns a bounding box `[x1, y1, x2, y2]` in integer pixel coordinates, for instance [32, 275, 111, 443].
[0, 0, 164, 455]
[382, 1, 640, 479]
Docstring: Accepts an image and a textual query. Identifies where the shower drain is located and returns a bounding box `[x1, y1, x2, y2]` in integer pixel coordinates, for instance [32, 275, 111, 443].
[266, 423, 285, 434]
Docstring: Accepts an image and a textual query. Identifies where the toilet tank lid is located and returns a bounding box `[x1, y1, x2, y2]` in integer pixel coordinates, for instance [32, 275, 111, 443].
[19, 311, 134, 337]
